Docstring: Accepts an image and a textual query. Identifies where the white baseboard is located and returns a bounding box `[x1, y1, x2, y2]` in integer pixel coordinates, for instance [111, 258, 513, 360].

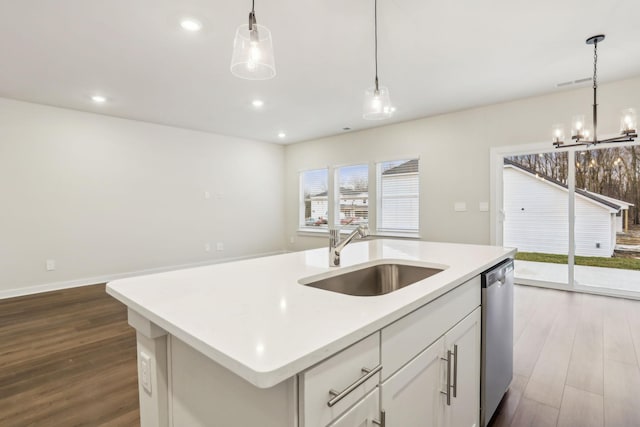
[0, 250, 287, 300]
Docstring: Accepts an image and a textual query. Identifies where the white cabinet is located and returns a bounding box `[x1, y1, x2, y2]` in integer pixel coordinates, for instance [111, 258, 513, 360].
[381, 337, 445, 426]
[380, 292, 481, 427]
[444, 308, 481, 427]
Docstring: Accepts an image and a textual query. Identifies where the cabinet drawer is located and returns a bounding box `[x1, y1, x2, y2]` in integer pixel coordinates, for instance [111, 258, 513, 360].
[299, 332, 380, 427]
[327, 388, 380, 427]
[381, 276, 480, 380]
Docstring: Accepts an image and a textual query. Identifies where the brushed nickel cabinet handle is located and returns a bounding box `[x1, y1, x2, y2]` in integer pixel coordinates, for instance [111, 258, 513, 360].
[452, 344, 458, 398]
[440, 350, 452, 406]
[327, 364, 382, 407]
[372, 410, 386, 426]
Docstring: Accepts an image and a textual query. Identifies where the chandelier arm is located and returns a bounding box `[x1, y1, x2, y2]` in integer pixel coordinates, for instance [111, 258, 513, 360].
[553, 142, 590, 149]
[598, 135, 638, 144]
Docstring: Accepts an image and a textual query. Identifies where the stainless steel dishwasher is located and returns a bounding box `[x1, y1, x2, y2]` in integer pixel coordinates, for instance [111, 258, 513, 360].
[481, 258, 514, 427]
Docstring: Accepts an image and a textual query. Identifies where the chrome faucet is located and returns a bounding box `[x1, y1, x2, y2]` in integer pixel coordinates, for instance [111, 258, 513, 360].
[329, 224, 370, 267]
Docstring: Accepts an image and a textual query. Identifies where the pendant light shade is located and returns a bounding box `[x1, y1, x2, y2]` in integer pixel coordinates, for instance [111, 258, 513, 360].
[230, 4, 276, 80]
[363, 0, 393, 120]
[363, 85, 393, 120]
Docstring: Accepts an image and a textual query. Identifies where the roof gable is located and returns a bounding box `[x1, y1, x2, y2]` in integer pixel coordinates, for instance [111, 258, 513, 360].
[504, 159, 622, 212]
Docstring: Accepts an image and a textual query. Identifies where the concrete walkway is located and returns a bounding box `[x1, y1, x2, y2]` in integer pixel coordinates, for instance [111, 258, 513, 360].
[515, 260, 640, 294]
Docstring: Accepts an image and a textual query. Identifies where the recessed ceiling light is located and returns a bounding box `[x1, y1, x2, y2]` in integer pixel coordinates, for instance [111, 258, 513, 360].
[91, 95, 107, 103]
[180, 19, 202, 32]
[252, 99, 264, 108]
[278, 132, 286, 138]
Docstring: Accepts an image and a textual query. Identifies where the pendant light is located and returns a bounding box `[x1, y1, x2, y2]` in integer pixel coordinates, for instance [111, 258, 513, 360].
[552, 35, 637, 148]
[230, 0, 276, 80]
[363, 0, 394, 120]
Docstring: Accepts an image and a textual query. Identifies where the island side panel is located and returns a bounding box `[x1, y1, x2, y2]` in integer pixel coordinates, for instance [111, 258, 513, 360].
[128, 309, 170, 427]
[169, 336, 297, 427]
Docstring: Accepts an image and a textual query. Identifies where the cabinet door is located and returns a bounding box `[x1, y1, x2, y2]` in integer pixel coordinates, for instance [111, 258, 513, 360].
[381, 337, 446, 427]
[328, 389, 380, 427]
[444, 308, 481, 427]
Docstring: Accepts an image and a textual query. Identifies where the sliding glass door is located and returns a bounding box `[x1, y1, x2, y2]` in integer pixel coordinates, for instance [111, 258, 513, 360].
[501, 144, 640, 297]
[572, 145, 640, 296]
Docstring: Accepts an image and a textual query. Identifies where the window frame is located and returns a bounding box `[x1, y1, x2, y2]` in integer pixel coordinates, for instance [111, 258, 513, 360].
[376, 158, 420, 237]
[298, 168, 330, 231]
[297, 158, 421, 238]
[333, 163, 370, 229]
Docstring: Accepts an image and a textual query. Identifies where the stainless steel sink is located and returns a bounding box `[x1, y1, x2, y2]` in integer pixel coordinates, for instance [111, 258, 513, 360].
[302, 263, 444, 296]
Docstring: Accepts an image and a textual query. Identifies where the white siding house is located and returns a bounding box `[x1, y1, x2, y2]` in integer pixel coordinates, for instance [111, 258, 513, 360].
[503, 161, 624, 257]
[584, 191, 633, 232]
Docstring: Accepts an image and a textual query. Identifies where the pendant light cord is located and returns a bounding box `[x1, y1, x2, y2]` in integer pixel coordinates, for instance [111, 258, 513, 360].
[249, 0, 256, 30]
[374, 0, 379, 92]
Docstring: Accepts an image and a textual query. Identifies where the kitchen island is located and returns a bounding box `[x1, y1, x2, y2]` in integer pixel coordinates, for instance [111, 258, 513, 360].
[107, 239, 515, 426]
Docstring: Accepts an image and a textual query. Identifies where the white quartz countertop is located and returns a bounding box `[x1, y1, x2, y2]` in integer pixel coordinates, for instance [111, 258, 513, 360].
[106, 239, 515, 388]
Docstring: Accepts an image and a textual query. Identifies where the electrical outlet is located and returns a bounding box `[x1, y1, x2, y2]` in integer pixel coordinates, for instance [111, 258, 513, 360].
[204, 191, 211, 199]
[140, 352, 152, 394]
[216, 242, 224, 251]
[46, 259, 56, 271]
[204, 243, 211, 252]
[289, 236, 295, 244]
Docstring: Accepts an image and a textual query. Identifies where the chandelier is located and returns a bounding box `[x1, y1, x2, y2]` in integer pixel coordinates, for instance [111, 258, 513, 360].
[552, 35, 637, 148]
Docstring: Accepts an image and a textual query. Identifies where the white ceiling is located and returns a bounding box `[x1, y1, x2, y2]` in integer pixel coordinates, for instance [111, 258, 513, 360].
[1, 0, 640, 144]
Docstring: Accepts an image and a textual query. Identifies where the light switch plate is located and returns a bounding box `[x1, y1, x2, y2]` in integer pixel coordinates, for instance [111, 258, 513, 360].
[454, 202, 467, 212]
[479, 202, 489, 212]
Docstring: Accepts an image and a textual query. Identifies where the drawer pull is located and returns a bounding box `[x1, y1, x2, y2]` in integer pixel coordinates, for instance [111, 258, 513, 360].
[327, 364, 382, 407]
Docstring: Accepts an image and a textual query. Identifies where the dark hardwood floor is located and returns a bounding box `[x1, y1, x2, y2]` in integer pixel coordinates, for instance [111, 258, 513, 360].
[0, 284, 139, 426]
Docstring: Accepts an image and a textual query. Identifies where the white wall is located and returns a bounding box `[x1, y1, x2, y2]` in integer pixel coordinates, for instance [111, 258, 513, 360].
[0, 98, 286, 297]
[284, 75, 640, 251]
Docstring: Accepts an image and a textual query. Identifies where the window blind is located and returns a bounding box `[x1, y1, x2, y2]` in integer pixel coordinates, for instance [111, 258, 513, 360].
[378, 159, 419, 232]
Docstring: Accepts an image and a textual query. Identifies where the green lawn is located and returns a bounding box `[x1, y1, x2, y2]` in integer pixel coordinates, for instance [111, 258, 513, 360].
[515, 252, 640, 271]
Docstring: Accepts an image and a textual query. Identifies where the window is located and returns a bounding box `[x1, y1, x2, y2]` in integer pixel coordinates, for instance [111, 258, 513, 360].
[335, 164, 368, 227]
[299, 159, 420, 235]
[300, 168, 329, 228]
[377, 159, 419, 233]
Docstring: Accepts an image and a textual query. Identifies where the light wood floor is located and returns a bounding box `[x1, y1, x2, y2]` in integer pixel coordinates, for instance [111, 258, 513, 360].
[2, 284, 640, 426]
[490, 285, 640, 427]
[0, 284, 139, 426]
